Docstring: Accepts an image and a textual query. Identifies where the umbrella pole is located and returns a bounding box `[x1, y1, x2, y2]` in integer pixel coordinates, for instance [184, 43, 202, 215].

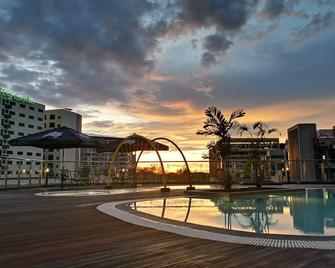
[61, 149, 65, 189]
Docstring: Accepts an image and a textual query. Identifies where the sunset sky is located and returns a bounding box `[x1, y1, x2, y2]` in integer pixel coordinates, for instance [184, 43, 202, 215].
[0, 0, 335, 161]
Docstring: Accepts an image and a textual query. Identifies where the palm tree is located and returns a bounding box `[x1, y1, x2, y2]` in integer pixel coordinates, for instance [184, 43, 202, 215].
[238, 121, 281, 187]
[197, 106, 246, 189]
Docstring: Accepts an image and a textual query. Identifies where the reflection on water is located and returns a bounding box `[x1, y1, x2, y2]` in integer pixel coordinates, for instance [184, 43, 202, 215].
[131, 188, 335, 236]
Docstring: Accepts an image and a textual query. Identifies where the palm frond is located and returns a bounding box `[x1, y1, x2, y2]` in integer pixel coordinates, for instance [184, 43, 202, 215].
[238, 124, 252, 137]
[268, 128, 281, 136]
[253, 121, 262, 130]
[229, 108, 246, 122]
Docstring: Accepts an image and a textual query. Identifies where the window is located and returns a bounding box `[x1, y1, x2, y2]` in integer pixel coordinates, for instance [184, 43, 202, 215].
[17, 151, 23, 155]
[48, 149, 54, 152]
[9, 121, 14, 125]
[38, 108, 43, 113]
[8, 130, 14, 135]
[38, 117, 43, 121]
[48, 155, 54, 160]
[50, 114, 55, 120]
[19, 122, 25, 127]
[19, 113, 25, 117]
[57, 116, 61, 119]
[18, 132, 24, 136]
[29, 115, 34, 119]
[49, 122, 55, 128]
[20, 104, 26, 108]
[28, 124, 34, 129]
[10, 101, 15, 105]
[37, 126, 43, 130]
[29, 106, 35, 111]
[27, 152, 33, 156]
[7, 151, 13, 155]
[36, 153, 41, 156]
[9, 111, 15, 115]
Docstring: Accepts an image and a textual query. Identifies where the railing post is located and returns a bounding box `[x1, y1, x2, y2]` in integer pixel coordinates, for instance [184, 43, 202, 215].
[4, 158, 8, 189]
[28, 162, 32, 185]
[18, 161, 21, 187]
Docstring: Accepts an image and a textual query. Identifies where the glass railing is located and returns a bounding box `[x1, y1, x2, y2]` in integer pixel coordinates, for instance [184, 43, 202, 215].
[0, 156, 334, 189]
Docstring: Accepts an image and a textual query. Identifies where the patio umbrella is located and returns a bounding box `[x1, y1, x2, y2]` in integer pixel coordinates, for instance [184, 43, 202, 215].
[9, 126, 102, 188]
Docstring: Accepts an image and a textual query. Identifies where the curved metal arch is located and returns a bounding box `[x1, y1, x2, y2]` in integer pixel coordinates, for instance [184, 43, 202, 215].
[108, 134, 165, 186]
[135, 137, 193, 189]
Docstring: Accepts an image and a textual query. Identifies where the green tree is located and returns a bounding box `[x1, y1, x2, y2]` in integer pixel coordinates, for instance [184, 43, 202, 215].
[239, 121, 281, 187]
[197, 106, 246, 190]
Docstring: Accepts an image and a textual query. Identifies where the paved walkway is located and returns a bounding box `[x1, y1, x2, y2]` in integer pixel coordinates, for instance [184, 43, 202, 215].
[0, 188, 335, 267]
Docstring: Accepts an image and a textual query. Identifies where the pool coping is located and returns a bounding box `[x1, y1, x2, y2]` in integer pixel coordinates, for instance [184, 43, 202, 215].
[97, 196, 335, 250]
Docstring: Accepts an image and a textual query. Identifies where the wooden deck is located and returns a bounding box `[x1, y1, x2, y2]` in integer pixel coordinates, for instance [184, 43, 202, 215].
[0, 189, 334, 267]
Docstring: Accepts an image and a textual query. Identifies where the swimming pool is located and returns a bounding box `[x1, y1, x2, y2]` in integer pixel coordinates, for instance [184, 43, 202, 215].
[130, 188, 335, 236]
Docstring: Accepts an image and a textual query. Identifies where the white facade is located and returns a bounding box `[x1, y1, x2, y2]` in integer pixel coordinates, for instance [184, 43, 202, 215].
[0, 91, 45, 178]
[44, 109, 82, 177]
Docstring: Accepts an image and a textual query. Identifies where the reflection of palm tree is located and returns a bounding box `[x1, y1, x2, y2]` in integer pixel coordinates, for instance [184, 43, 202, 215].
[239, 198, 278, 234]
[215, 199, 234, 230]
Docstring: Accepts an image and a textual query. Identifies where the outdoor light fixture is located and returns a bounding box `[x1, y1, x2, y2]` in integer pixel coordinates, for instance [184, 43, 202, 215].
[45, 168, 50, 173]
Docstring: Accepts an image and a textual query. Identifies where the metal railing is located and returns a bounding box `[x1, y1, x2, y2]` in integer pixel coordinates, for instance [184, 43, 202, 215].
[1, 156, 335, 189]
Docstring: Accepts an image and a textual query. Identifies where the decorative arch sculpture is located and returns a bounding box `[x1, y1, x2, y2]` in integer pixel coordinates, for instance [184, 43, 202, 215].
[135, 137, 194, 190]
[108, 134, 167, 190]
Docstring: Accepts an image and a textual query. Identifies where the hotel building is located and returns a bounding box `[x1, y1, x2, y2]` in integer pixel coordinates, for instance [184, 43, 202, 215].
[0, 88, 45, 178]
[209, 137, 286, 182]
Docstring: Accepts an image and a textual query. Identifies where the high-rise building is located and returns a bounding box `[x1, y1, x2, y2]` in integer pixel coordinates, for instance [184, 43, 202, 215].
[43, 108, 82, 177]
[0, 87, 45, 178]
[287, 124, 335, 182]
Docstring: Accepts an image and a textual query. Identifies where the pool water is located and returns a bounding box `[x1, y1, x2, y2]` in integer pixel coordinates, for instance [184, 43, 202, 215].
[131, 188, 335, 236]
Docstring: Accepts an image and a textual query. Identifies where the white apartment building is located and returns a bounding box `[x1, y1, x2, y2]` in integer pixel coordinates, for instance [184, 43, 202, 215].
[0, 88, 45, 178]
[44, 108, 82, 177]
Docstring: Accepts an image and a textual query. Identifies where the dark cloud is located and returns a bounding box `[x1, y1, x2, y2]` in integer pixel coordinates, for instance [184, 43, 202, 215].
[177, 0, 258, 31]
[0, 54, 8, 62]
[259, 0, 299, 19]
[1, 65, 39, 83]
[201, 52, 218, 67]
[0, 0, 159, 106]
[200, 33, 233, 67]
[203, 33, 233, 53]
[291, 11, 335, 42]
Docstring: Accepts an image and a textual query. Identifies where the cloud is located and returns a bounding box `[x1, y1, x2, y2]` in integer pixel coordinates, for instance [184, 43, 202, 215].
[200, 52, 218, 67]
[192, 81, 214, 96]
[259, 0, 299, 19]
[191, 39, 198, 48]
[0, 0, 161, 106]
[0, 64, 39, 83]
[177, 0, 258, 32]
[203, 33, 233, 53]
[291, 11, 335, 42]
[200, 33, 233, 67]
[314, 0, 335, 5]
[85, 120, 114, 128]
